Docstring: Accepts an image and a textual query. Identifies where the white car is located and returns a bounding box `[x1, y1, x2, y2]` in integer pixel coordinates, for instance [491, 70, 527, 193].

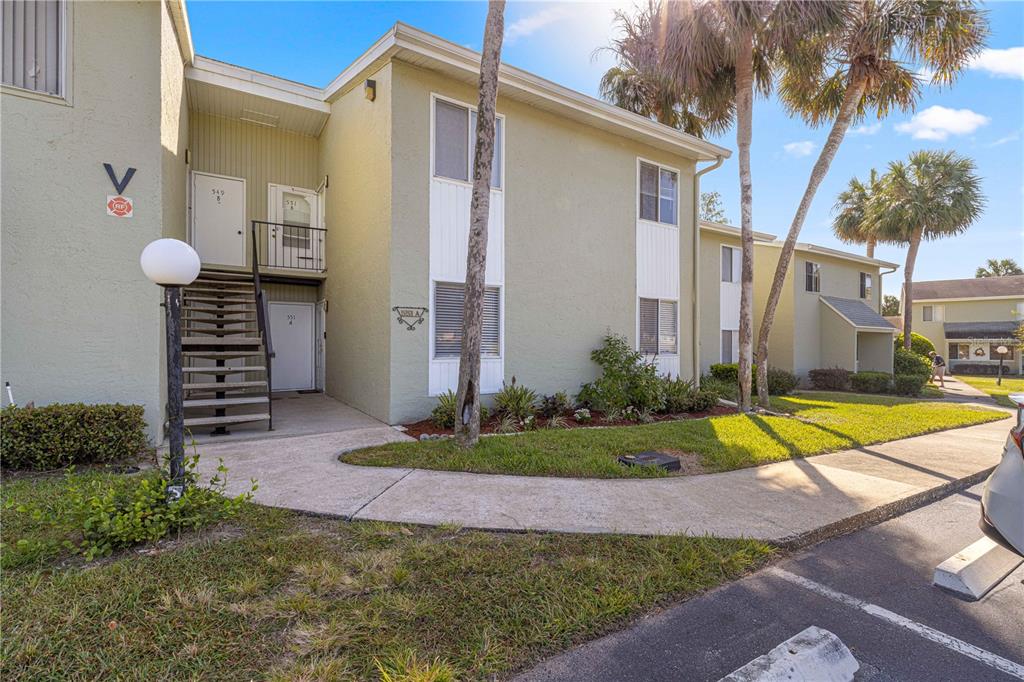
[980, 393, 1024, 557]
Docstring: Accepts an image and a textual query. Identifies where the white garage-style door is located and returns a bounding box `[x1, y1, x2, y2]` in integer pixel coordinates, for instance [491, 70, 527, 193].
[269, 302, 315, 391]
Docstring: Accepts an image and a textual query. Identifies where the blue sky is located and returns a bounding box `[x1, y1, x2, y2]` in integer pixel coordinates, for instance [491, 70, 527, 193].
[187, 0, 1024, 296]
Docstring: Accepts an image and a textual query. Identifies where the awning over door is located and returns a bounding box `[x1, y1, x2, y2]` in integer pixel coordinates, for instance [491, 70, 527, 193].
[944, 321, 1018, 340]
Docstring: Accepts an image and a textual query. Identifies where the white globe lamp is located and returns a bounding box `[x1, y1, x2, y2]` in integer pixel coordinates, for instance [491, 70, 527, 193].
[140, 238, 200, 287]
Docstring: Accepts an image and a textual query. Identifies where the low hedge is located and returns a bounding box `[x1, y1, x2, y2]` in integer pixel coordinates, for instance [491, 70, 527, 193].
[850, 371, 892, 394]
[708, 363, 798, 396]
[1, 403, 148, 470]
[893, 374, 928, 397]
[894, 347, 931, 378]
[808, 367, 851, 391]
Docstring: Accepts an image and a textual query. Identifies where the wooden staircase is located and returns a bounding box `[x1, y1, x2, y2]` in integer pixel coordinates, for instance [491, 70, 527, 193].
[181, 271, 273, 435]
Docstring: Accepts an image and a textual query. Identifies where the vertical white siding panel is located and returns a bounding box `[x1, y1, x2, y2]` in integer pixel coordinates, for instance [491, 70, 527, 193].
[636, 222, 679, 299]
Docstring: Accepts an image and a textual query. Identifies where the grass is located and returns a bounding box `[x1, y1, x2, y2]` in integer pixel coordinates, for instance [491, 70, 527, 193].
[1, 470, 774, 681]
[955, 375, 1024, 409]
[343, 393, 1005, 478]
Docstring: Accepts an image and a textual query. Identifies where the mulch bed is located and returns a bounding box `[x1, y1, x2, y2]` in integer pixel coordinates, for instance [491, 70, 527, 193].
[401, 405, 735, 440]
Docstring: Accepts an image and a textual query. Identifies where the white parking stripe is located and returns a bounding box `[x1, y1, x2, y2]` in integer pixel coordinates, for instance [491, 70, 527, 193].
[767, 568, 1024, 680]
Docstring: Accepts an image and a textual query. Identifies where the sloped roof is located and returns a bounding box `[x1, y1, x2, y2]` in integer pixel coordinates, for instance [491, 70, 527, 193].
[911, 275, 1024, 301]
[821, 296, 896, 330]
[944, 321, 1020, 340]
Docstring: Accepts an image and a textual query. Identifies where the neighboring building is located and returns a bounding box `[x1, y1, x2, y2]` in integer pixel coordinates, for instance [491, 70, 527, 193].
[3, 3, 736, 438]
[902, 275, 1024, 375]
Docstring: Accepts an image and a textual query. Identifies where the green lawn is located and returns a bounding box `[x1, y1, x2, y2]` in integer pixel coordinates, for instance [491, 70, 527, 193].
[956, 375, 1024, 409]
[1, 470, 773, 681]
[344, 393, 1005, 478]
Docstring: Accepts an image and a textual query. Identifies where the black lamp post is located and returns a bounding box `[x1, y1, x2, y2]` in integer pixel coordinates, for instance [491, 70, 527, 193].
[141, 238, 201, 500]
[996, 345, 1009, 387]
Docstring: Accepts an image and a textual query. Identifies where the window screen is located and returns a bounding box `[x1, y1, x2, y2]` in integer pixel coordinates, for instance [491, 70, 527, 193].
[721, 330, 734, 363]
[434, 100, 469, 182]
[434, 283, 500, 358]
[860, 273, 873, 300]
[949, 343, 969, 360]
[659, 169, 677, 225]
[639, 162, 658, 222]
[470, 111, 503, 188]
[721, 246, 734, 282]
[923, 306, 933, 322]
[805, 262, 821, 292]
[639, 298, 678, 355]
[638, 298, 659, 354]
[1, 0, 63, 95]
[659, 300, 678, 354]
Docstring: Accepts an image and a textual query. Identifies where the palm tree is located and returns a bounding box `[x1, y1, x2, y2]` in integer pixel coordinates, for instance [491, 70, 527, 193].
[600, 1, 732, 138]
[454, 0, 505, 448]
[753, 0, 988, 407]
[659, 0, 843, 412]
[832, 169, 882, 258]
[976, 258, 1023, 278]
[869, 150, 985, 349]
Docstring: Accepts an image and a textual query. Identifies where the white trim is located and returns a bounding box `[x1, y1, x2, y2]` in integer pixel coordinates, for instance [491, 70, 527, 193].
[186, 56, 330, 113]
[913, 295, 1024, 304]
[429, 92, 505, 191]
[758, 239, 899, 269]
[636, 157, 680, 227]
[700, 220, 777, 242]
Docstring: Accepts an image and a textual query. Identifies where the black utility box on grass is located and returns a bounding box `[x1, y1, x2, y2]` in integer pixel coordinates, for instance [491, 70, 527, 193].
[617, 451, 681, 472]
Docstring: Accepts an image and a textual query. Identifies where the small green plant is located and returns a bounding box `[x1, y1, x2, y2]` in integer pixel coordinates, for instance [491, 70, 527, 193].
[689, 388, 720, 413]
[430, 390, 458, 429]
[850, 371, 893, 394]
[1, 403, 148, 470]
[538, 391, 572, 418]
[808, 367, 851, 391]
[894, 347, 931, 378]
[573, 408, 592, 424]
[765, 367, 799, 395]
[521, 415, 538, 431]
[893, 373, 928, 396]
[662, 377, 697, 413]
[577, 334, 666, 414]
[494, 414, 519, 434]
[894, 332, 936, 357]
[494, 378, 538, 421]
[374, 649, 458, 682]
[700, 375, 737, 402]
[546, 414, 568, 429]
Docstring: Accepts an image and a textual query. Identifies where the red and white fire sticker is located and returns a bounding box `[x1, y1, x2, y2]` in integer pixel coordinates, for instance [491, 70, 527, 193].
[106, 195, 133, 218]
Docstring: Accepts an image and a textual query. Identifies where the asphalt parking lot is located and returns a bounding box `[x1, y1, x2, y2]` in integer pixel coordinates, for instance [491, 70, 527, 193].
[517, 482, 1024, 681]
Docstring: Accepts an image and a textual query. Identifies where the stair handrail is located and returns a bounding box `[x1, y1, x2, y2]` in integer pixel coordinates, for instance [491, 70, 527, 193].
[250, 221, 274, 430]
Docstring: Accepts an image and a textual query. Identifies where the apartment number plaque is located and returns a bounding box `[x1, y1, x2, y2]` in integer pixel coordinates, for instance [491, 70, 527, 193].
[393, 306, 427, 331]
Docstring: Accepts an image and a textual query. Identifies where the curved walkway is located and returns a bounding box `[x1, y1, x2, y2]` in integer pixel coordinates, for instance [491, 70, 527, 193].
[195, 414, 1012, 545]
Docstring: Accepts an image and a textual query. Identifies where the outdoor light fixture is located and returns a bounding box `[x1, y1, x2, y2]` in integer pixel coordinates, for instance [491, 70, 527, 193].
[141, 238, 200, 500]
[364, 79, 376, 101]
[997, 345, 1009, 386]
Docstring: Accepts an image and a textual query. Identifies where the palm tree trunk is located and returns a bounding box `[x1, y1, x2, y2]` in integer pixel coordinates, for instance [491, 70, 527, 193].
[902, 227, 924, 350]
[735, 29, 755, 413]
[866, 236, 875, 259]
[455, 0, 505, 448]
[754, 73, 868, 408]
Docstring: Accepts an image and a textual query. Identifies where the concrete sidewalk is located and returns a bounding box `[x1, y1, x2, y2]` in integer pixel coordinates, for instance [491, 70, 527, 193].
[195, 415, 1012, 544]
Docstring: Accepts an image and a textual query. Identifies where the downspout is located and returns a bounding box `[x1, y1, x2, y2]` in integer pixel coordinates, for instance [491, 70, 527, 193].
[692, 155, 725, 387]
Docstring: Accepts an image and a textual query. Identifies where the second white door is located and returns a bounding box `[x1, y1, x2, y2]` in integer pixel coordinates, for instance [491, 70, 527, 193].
[269, 302, 315, 391]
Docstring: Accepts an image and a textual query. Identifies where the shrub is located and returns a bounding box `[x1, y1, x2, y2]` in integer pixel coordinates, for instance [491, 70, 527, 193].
[662, 377, 721, 413]
[700, 375, 737, 402]
[894, 332, 935, 357]
[765, 367, 799, 395]
[1, 403, 148, 471]
[808, 367, 851, 391]
[894, 347, 931, 378]
[893, 373, 928, 397]
[5, 455, 255, 561]
[430, 391, 489, 429]
[709, 363, 742, 384]
[577, 334, 665, 414]
[850, 371, 892, 394]
[537, 391, 572, 419]
[689, 387, 721, 413]
[573, 408, 592, 424]
[493, 377, 538, 421]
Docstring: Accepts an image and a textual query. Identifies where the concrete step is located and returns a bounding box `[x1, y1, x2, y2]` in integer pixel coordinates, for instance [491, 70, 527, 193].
[196, 271, 254, 281]
[182, 302, 255, 311]
[186, 287, 255, 296]
[183, 350, 265, 360]
[184, 380, 268, 391]
[184, 413, 271, 428]
[182, 366, 267, 374]
[184, 396, 269, 409]
[183, 315, 258, 323]
[183, 327, 260, 336]
[184, 294, 254, 304]
[182, 337, 263, 347]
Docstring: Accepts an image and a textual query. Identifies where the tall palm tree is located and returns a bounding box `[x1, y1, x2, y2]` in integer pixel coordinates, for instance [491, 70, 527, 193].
[832, 169, 882, 257]
[976, 258, 1023, 278]
[600, 1, 733, 138]
[454, 0, 505, 448]
[869, 150, 985, 349]
[660, 0, 843, 412]
[754, 0, 988, 407]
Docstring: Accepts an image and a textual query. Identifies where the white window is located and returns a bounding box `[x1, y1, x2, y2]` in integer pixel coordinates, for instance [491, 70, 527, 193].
[721, 246, 738, 283]
[433, 282, 500, 358]
[1, 0, 66, 97]
[639, 298, 677, 355]
[638, 161, 678, 225]
[805, 261, 821, 292]
[721, 330, 736, 363]
[433, 97, 502, 188]
[923, 305, 933, 322]
[860, 273, 873, 300]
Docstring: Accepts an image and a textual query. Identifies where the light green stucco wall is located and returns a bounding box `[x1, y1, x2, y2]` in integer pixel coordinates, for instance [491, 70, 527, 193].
[385, 61, 698, 423]
[820, 305, 857, 370]
[317, 63, 393, 420]
[1, 1, 184, 441]
[699, 230, 739, 374]
[857, 331, 894, 373]
[753, 244, 795, 372]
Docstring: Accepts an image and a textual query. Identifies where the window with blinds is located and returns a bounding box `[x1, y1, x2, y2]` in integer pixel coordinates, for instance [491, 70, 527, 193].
[433, 97, 503, 188]
[1, 0, 64, 96]
[638, 161, 678, 225]
[433, 283, 500, 358]
[639, 298, 678, 355]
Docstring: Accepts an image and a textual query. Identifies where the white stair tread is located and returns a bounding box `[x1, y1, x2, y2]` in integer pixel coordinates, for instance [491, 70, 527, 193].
[183, 328, 260, 335]
[182, 366, 267, 373]
[182, 337, 263, 346]
[184, 413, 271, 427]
[184, 396, 269, 408]
[183, 351, 264, 359]
[184, 380, 268, 391]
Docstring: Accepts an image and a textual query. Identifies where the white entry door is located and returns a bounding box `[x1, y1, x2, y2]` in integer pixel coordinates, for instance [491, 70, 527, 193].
[269, 302, 315, 391]
[267, 184, 323, 270]
[191, 171, 246, 267]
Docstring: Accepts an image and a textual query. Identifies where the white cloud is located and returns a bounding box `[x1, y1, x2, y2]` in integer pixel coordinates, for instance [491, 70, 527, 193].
[989, 131, 1021, 147]
[894, 105, 989, 141]
[970, 47, 1024, 79]
[505, 7, 571, 45]
[783, 141, 816, 157]
[850, 122, 882, 135]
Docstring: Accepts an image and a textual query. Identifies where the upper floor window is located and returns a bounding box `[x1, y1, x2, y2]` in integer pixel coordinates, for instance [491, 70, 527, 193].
[805, 261, 821, 292]
[721, 246, 737, 283]
[859, 272, 873, 300]
[922, 305, 943, 322]
[1, 0, 66, 97]
[639, 161, 677, 225]
[433, 97, 502, 188]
